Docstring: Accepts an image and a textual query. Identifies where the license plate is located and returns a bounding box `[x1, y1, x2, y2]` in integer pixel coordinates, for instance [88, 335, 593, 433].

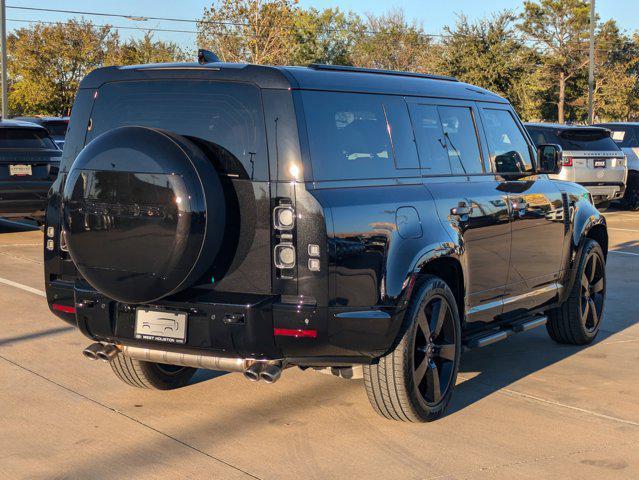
[9, 164, 32, 176]
[135, 309, 188, 344]
[594, 160, 606, 168]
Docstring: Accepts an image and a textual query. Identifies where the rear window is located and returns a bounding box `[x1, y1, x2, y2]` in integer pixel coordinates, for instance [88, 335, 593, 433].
[527, 127, 619, 152]
[44, 121, 68, 137]
[605, 126, 639, 148]
[87, 80, 268, 180]
[0, 128, 56, 149]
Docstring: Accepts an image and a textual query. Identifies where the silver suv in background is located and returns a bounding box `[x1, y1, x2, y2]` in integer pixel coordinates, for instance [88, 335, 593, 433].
[525, 123, 627, 207]
[594, 122, 639, 210]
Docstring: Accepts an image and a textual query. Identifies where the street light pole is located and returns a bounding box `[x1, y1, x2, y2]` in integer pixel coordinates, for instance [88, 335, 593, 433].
[588, 0, 595, 124]
[0, 0, 7, 119]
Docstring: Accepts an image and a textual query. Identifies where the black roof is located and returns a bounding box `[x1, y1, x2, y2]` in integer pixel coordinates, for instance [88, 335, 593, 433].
[79, 62, 508, 104]
[594, 122, 639, 127]
[0, 119, 49, 130]
[12, 116, 70, 124]
[524, 122, 608, 132]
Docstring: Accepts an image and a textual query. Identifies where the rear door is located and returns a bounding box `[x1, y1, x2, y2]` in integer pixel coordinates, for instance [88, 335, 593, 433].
[0, 128, 60, 183]
[408, 98, 511, 324]
[478, 106, 565, 314]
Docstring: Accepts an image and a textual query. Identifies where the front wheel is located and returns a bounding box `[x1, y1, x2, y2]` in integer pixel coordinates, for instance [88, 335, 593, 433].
[363, 275, 461, 422]
[546, 239, 605, 345]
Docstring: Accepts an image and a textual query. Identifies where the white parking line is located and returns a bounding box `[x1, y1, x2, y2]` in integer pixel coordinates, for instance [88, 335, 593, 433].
[610, 250, 639, 257]
[609, 227, 639, 233]
[0, 277, 45, 297]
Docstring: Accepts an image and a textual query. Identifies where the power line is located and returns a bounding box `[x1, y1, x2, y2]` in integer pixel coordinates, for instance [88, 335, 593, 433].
[7, 18, 198, 35]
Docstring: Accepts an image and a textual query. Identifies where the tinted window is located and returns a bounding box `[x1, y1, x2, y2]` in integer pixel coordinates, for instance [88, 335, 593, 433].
[302, 91, 395, 180]
[438, 106, 484, 174]
[604, 126, 639, 148]
[0, 128, 56, 149]
[482, 109, 533, 173]
[527, 126, 619, 152]
[408, 104, 451, 174]
[88, 80, 268, 180]
[44, 121, 69, 137]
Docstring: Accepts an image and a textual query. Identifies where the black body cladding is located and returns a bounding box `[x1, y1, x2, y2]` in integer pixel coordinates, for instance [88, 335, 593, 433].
[45, 62, 607, 365]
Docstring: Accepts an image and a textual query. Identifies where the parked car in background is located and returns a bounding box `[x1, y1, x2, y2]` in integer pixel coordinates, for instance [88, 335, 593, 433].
[593, 122, 639, 210]
[525, 123, 627, 208]
[46, 60, 608, 422]
[12, 116, 69, 149]
[0, 120, 61, 222]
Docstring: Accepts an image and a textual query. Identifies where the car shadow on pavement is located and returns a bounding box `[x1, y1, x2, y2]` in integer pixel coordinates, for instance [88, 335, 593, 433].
[0, 326, 74, 347]
[0, 218, 39, 233]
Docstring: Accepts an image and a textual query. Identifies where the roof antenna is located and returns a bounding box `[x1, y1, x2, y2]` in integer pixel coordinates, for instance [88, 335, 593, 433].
[198, 49, 221, 64]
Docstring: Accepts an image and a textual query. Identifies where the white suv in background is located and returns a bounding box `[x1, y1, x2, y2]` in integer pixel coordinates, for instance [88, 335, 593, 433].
[594, 122, 639, 210]
[525, 123, 627, 208]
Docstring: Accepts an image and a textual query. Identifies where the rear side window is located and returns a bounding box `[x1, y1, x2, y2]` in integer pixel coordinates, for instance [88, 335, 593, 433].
[438, 106, 484, 174]
[408, 104, 452, 174]
[0, 128, 56, 149]
[481, 109, 533, 174]
[302, 91, 418, 181]
[88, 80, 268, 180]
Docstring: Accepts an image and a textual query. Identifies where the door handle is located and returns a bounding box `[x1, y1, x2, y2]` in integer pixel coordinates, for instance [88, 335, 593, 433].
[451, 202, 472, 217]
[512, 199, 529, 211]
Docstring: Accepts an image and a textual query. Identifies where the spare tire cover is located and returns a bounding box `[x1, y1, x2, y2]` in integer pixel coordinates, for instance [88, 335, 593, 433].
[63, 126, 225, 304]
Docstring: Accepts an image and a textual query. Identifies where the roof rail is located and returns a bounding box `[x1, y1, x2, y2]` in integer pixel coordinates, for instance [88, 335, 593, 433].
[308, 64, 459, 82]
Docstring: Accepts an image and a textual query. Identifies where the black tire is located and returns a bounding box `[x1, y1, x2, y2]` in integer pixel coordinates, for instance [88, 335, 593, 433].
[546, 239, 605, 345]
[110, 355, 196, 390]
[620, 172, 639, 211]
[363, 275, 461, 422]
[597, 200, 611, 211]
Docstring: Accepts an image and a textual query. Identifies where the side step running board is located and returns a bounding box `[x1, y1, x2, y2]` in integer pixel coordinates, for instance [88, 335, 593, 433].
[464, 315, 548, 350]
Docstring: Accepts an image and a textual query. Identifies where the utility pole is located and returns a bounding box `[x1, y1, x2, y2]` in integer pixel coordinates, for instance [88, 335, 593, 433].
[587, 0, 595, 124]
[0, 0, 6, 119]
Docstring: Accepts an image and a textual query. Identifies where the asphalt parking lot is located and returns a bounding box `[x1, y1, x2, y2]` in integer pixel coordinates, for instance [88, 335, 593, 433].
[1, 211, 638, 480]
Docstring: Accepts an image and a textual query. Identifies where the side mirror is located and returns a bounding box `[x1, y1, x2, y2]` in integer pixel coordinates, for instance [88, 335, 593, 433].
[536, 144, 563, 175]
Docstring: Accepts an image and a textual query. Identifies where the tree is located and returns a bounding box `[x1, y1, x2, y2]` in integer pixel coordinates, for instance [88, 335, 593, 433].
[590, 21, 639, 121]
[197, 0, 297, 65]
[6, 21, 186, 116]
[7, 20, 118, 116]
[289, 7, 361, 65]
[350, 9, 434, 73]
[109, 32, 189, 65]
[438, 12, 542, 118]
[519, 0, 590, 123]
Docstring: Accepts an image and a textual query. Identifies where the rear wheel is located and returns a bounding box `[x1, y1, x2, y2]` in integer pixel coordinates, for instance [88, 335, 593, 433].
[620, 172, 639, 211]
[546, 239, 605, 345]
[363, 275, 461, 422]
[110, 355, 196, 390]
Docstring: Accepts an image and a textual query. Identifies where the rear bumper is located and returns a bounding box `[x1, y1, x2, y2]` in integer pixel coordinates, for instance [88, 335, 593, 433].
[47, 281, 401, 365]
[0, 181, 51, 218]
[580, 182, 625, 202]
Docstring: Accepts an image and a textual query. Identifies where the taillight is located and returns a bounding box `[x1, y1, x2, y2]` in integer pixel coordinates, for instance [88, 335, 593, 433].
[273, 200, 296, 276]
[562, 156, 573, 167]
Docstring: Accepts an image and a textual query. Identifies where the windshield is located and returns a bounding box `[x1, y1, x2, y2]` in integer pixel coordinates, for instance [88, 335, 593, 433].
[0, 128, 57, 149]
[527, 127, 619, 152]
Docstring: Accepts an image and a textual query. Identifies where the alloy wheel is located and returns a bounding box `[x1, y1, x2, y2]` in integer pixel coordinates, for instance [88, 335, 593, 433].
[412, 295, 457, 406]
[580, 251, 605, 332]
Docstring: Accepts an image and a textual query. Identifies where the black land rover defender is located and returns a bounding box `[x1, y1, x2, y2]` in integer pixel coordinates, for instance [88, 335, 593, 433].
[45, 59, 608, 422]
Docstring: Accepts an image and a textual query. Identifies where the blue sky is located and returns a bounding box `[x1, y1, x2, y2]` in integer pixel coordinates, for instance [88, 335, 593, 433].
[6, 0, 639, 52]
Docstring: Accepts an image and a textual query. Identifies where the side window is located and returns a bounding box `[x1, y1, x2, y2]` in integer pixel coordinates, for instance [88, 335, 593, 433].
[482, 109, 534, 174]
[302, 91, 408, 181]
[438, 106, 484, 174]
[526, 127, 547, 146]
[407, 104, 451, 175]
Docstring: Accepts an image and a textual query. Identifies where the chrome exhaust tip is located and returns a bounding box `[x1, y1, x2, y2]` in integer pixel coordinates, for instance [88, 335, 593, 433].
[259, 364, 282, 384]
[82, 343, 103, 360]
[243, 362, 264, 382]
[96, 344, 119, 363]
